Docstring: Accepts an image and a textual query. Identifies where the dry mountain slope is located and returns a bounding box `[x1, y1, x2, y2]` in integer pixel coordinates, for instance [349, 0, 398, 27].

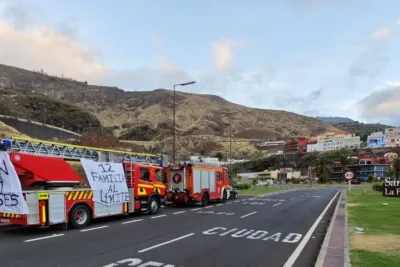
[0, 63, 342, 157]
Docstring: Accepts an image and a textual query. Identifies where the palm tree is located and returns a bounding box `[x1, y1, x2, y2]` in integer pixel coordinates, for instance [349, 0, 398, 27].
[313, 156, 333, 184]
[388, 158, 400, 179]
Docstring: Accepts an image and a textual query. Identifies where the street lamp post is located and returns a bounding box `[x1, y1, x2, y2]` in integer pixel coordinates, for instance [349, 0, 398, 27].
[172, 81, 195, 164]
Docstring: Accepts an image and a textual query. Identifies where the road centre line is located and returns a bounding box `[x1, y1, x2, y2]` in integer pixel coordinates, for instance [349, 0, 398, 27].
[205, 206, 213, 209]
[282, 190, 341, 267]
[240, 211, 257, 219]
[151, 215, 167, 219]
[80, 225, 109, 232]
[122, 219, 143, 224]
[273, 203, 282, 207]
[138, 233, 195, 253]
[24, 234, 65, 243]
[227, 202, 233, 204]
[216, 204, 223, 206]
[191, 208, 202, 211]
[173, 211, 186, 215]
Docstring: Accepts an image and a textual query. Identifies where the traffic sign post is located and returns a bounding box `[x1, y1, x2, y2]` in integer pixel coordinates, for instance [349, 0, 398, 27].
[344, 171, 355, 191]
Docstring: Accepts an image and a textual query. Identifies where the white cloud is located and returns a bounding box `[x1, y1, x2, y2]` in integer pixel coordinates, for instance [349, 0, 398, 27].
[211, 40, 244, 71]
[370, 27, 390, 41]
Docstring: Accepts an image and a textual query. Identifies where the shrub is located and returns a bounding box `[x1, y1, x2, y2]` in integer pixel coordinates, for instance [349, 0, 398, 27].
[372, 182, 383, 192]
[234, 183, 251, 190]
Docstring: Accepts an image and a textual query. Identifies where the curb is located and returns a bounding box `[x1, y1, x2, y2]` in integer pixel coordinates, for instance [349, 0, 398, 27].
[315, 190, 351, 267]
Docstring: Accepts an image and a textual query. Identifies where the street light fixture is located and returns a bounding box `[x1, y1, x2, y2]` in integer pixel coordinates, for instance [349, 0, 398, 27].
[172, 81, 196, 164]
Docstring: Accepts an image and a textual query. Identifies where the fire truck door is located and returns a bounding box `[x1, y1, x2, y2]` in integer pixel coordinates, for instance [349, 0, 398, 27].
[154, 168, 165, 195]
[138, 167, 153, 197]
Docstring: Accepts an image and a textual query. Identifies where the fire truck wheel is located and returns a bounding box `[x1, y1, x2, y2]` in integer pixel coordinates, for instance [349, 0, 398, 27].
[70, 204, 91, 229]
[201, 192, 209, 206]
[148, 197, 160, 215]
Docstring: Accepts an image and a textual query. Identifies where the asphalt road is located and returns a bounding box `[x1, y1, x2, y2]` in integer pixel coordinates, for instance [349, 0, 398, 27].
[0, 188, 341, 267]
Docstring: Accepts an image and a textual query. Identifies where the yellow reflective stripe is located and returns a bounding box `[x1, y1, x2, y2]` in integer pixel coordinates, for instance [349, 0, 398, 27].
[87, 191, 93, 199]
[154, 184, 166, 188]
[41, 205, 46, 224]
[138, 184, 153, 188]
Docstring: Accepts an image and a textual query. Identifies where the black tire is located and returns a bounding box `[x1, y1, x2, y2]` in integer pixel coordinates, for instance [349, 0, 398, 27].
[69, 204, 91, 229]
[201, 192, 209, 207]
[148, 196, 160, 215]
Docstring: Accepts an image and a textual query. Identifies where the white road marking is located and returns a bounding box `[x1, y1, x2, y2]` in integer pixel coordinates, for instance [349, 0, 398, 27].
[122, 219, 143, 224]
[24, 234, 65, 243]
[191, 208, 201, 211]
[273, 203, 282, 207]
[151, 215, 167, 219]
[205, 206, 213, 209]
[291, 198, 295, 200]
[282, 190, 341, 267]
[243, 202, 249, 204]
[138, 233, 195, 253]
[80, 225, 109, 232]
[234, 200, 240, 203]
[227, 202, 233, 204]
[240, 211, 257, 218]
[216, 204, 223, 206]
[173, 211, 186, 214]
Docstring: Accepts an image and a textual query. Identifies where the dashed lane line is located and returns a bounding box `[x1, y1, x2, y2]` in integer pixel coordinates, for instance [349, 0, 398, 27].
[240, 211, 258, 219]
[273, 203, 282, 207]
[138, 233, 195, 253]
[150, 215, 167, 219]
[216, 204, 223, 206]
[191, 208, 202, 211]
[122, 219, 143, 224]
[24, 234, 65, 243]
[80, 225, 109, 232]
[173, 211, 186, 215]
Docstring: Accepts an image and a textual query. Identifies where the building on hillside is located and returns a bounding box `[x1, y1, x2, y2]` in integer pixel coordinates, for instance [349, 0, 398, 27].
[257, 140, 286, 147]
[316, 131, 354, 140]
[330, 153, 389, 182]
[306, 135, 361, 152]
[367, 132, 386, 148]
[285, 137, 316, 152]
[384, 128, 400, 147]
[188, 156, 220, 164]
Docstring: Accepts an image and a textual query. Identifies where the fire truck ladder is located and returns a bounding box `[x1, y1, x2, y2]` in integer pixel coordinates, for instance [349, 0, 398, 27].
[3, 136, 163, 164]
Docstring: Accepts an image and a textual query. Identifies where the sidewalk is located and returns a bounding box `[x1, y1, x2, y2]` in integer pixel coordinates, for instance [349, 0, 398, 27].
[315, 190, 351, 267]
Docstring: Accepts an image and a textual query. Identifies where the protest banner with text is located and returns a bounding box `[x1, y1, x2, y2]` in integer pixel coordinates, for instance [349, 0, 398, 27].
[80, 159, 130, 205]
[0, 152, 29, 214]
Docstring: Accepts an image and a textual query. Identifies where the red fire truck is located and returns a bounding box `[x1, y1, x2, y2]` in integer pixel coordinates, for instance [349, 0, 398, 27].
[0, 137, 167, 229]
[165, 162, 232, 206]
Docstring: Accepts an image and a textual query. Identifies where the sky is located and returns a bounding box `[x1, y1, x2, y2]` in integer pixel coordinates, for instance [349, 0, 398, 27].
[1, 0, 400, 126]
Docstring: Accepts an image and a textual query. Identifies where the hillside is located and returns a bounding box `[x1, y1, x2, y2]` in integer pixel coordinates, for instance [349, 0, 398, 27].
[0, 63, 343, 158]
[330, 121, 392, 137]
[316, 116, 354, 123]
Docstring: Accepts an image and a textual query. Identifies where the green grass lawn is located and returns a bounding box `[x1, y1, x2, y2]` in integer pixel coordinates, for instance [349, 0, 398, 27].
[347, 190, 400, 267]
[237, 187, 289, 195]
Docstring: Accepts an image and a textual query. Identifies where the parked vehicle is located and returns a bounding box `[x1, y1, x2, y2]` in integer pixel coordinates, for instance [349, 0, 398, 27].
[164, 161, 232, 206]
[0, 137, 167, 229]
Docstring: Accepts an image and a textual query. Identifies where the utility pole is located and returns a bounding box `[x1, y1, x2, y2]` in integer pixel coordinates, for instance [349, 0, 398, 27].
[229, 128, 234, 180]
[172, 81, 195, 164]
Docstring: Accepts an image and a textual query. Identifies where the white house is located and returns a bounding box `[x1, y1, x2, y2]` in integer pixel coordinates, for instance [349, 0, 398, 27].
[307, 135, 361, 152]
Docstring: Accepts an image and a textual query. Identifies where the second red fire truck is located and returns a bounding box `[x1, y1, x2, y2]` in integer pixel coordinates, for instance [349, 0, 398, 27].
[165, 161, 232, 206]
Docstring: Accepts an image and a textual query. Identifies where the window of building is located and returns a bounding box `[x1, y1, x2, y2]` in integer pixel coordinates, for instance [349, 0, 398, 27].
[140, 167, 150, 182]
[155, 169, 163, 182]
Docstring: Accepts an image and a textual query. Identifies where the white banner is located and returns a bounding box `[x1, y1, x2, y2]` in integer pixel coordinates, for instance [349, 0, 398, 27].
[80, 159, 130, 205]
[0, 152, 29, 214]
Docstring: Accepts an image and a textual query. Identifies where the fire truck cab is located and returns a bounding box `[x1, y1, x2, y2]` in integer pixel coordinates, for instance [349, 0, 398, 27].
[0, 137, 167, 229]
[165, 162, 232, 206]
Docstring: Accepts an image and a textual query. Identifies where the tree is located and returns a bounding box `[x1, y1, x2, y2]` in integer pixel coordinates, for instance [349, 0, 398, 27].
[199, 149, 206, 156]
[313, 156, 333, 184]
[388, 158, 400, 179]
[251, 178, 259, 186]
[215, 152, 224, 161]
